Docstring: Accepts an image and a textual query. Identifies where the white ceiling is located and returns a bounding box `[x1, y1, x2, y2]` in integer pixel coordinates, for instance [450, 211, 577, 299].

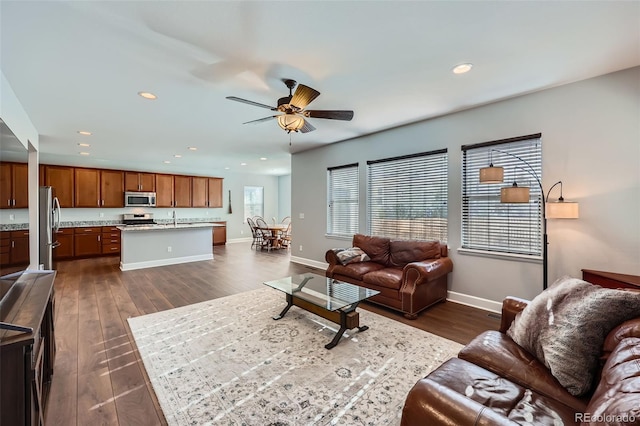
[1, 1, 638, 176]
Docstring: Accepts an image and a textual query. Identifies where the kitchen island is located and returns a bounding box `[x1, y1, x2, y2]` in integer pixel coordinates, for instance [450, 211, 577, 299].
[117, 223, 222, 271]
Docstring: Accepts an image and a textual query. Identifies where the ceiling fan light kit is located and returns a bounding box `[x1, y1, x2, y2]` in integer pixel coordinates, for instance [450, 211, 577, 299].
[226, 79, 353, 134]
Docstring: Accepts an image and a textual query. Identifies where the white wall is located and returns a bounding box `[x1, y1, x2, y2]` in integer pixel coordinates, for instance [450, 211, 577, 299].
[278, 174, 291, 219]
[291, 67, 640, 307]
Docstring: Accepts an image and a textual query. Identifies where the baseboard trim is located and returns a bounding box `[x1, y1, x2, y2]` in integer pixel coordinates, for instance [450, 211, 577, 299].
[120, 254, 214, 271]
[227, 237, 253, 244]
[290, 256, 328, 270]
[446, 291, 501, 314]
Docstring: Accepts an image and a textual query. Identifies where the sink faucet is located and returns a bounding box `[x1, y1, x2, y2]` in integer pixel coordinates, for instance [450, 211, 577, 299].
[173, 210, 177, 226]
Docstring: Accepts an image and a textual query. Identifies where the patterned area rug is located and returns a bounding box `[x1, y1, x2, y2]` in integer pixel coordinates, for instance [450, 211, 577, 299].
[128, 287, 462, 426]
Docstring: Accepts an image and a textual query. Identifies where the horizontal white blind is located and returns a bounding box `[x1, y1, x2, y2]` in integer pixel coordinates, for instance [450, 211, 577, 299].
[327, 163, 359, 236]
[367, 150, 448, 243]
[461, 135, 542, 256]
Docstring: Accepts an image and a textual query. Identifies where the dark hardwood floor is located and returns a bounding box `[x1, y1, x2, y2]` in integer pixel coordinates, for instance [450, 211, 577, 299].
[44, 242, 499, 425]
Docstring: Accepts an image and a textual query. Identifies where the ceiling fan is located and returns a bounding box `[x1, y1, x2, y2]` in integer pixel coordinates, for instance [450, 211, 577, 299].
[226, 79, 354, 133]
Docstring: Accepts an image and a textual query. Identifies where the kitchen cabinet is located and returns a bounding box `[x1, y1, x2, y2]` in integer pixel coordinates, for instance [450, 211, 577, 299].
[9, 230, 30, 265]
[101, 226, 121, 255]
[213, 222, 226, 245]
[125, 172, 155, 192]
[100, 170, 124, 207]
[192, 177, 208, 207]
[75, 168, 124, 208]
[0, 162, 28, 208]
[44, 165, 74, 207]
[53, 228, 74, 259]
[155, 174, 174, 207]
[174, 175, 192, 207]
[192, 177, 223, 208]
[0, 231, 10, 265]
[208, 178, 223, 208]
[74, 227, 102, 257]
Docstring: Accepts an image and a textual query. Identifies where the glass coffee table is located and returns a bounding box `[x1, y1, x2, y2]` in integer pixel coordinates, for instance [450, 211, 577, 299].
[264, 273, 380, 349]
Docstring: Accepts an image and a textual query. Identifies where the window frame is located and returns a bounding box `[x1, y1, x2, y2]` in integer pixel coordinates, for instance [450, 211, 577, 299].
[243, 186, 264, 222]
[326, 163, 359, 238]
[366, 149, 448, 243]
[460, 133, 543, 258]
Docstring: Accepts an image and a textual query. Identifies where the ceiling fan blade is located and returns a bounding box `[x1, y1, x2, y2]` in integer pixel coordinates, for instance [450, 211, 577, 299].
[226, 96, 277, 111]
[289, 84, 321, 110]
[242, 116, 278, 125]
[304, 110, 354, 121]
[299, 119, 316, 133]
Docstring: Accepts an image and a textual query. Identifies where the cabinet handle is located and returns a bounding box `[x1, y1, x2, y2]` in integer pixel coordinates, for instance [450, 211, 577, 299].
[11, 241, 15, 248]
[6, 200, 9, 206]
[98, 235, 101, 242]
[12, 199, 15, 206]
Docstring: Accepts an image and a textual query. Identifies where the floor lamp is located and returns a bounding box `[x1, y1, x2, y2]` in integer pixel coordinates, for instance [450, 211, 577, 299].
[480, 149, 579, 290]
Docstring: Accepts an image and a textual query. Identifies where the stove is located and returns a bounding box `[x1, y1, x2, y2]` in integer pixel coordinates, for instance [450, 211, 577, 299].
[122, 213, 157, 226]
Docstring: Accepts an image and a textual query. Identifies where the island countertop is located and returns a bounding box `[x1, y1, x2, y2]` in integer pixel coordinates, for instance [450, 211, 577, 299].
[117, 222, 224, 232]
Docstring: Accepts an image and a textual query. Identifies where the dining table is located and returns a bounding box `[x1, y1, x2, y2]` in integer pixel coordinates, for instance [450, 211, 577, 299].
[261, 224, 289, 249]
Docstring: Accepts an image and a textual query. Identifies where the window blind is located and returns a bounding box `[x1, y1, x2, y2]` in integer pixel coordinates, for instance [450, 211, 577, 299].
[461, 135, 542, 256]
[327, 163, 359, 237]
[367, 149, 448, 242]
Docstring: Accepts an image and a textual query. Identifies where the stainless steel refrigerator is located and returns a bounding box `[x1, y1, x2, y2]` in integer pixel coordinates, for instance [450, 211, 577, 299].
[39, 186, 61, 270]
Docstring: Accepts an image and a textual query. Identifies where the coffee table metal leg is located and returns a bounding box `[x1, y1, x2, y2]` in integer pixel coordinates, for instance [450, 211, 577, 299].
[273, 293, 293, 320]
[325, 325, 347, 349]
[324, 306, 369, 349]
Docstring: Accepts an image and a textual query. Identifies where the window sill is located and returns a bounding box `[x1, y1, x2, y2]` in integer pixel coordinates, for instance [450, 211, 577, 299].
[456, 248, 542, 264]
[325, 233, 353, 241]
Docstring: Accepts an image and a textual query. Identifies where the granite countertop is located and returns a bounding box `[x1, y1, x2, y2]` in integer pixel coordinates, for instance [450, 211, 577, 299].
[117, 222, 223, 232]
[0, 219, 226, 232]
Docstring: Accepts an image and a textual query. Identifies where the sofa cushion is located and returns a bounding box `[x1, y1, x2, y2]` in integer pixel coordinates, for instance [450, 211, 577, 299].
[330, 262, 384, 281]
[353, 234, 390, 265]
[362, 267, 404, 290]
[332, 247, 371, 265]
[507, 277, 640, 396]
[584, 337, 640, 426]
[389, 240, 441, 267]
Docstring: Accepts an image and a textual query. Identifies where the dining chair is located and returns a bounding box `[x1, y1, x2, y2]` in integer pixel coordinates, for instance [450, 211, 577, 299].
[255, 217, 279, 251]
[246, 217, 261, 249]
[279, 222, 292, 249]
[280, 216, 291, 226]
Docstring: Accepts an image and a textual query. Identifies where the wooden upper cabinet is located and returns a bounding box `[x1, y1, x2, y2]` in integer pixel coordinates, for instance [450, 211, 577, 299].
[45, 165, 74, 207]
[191, 177, 208, 207]
[155, 174, 174, 207]
[208, 178, 223, 208]
[174, 175, 192, 207]
[125, 172, 155, 192]
[0, 163, 29, 209]
[101, 170, 124, 207]
[74, 168, 100, 207]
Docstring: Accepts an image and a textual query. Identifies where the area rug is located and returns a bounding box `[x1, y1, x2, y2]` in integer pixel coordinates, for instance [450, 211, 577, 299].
[128, 287, 462, 426]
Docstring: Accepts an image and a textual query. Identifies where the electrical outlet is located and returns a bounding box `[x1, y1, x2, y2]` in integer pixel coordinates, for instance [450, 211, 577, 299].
[168, 211, 173, 217]
[167, 246, 172, 253]
[99, 212, 104, 218]
[299, 213, 304, 219]
[9, 214, 15, 221]
[299, 245, 303, 251]
[240, 230, 244, 234]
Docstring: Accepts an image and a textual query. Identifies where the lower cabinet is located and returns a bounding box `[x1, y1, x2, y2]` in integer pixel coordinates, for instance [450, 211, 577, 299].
[53, 228, 74, 259]
[213, 222, 226, 246]
[101, 226, 121, 255]
[74, 227, 102, 257]
[0, 230, 29, 268]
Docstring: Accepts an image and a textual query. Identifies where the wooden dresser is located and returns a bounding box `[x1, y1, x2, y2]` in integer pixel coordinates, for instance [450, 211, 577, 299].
[582, 269, 640, 290]
[0, 270, 56, 426]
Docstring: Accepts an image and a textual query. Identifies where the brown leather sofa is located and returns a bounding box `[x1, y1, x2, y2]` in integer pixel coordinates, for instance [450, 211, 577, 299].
[325, 234, 453, 319]
[400, 295, 640, 425]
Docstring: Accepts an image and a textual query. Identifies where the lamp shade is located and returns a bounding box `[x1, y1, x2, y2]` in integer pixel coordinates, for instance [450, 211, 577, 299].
[479, 166, 504, 183]
[546, 201, 579, 219]
[277, 114, 305, 132]
[501, 185, 530, 203]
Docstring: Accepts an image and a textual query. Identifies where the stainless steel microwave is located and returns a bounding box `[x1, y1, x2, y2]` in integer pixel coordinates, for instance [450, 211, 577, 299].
[124, 192, 156, 207]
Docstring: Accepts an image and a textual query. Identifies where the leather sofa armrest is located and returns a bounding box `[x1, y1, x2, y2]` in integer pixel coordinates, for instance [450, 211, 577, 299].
[499, 296, 530, 333]
[403, 257, 453, 283]
[325, 249, 342, 266]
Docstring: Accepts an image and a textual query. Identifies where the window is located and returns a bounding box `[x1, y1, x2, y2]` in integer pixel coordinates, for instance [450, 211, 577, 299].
[367, 149, 448, 242]
[244, 186, 263, 220]
[461, 134, 542, 257]
[327, 163, 359, 237]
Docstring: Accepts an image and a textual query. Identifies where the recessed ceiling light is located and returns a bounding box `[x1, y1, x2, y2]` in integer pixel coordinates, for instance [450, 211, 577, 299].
[174, 154, 182, 158]
[77, 130, 92, 136]
[78, 143, 91, 147]
[163, 160, 171, 164]
[138, 91, 157, 100]
[260, 157, 267, 161]
[240, 163, 247, 166]
[452, 63, 473, 74]
[224, 167, 230, 170]
[188, 147, 197, 151]
[79, 152, 90, 156]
